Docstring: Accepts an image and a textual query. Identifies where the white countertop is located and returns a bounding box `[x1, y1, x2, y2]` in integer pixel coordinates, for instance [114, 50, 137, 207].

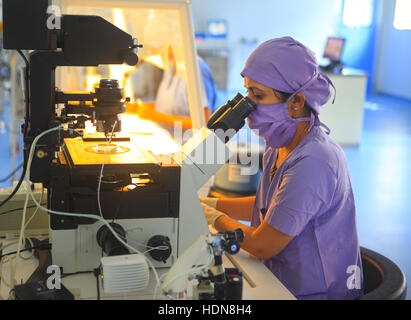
[60, 249, 295, 300]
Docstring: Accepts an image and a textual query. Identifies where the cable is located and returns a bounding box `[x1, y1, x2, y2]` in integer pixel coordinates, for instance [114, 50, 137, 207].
[97, 120, 117, 218]
[143, 245, 169, 255]
[61, 270, 94, 279]
[0, 240, 50, 289]
[0, 243, 51, 260]
[19, 194, 47, 260]
[0, 163, 23, 183]
[118, 232, 169, 253]
[153, 273, 168, 300]
[11, 189, 31, 287]
[0, 203, 47, 216]
[3, 173, 38, 284]
[19, 237, 35, 260]
[93, 268, 101, 300]
[24, 187, 44, 230]
[0, 240, 20, 252]
[13, 186, 44, 271]
[0, 165, 26, 209]
[16, 50, 29, 67]
[24, 126, 164, 292]
[14, 125, 212, 298]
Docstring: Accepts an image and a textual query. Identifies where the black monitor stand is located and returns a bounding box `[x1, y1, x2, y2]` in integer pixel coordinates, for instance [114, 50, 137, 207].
[319, 60, 344, 74]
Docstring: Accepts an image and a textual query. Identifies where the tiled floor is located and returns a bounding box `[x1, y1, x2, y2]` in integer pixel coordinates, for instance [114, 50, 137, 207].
[343, 94, 411, 300]
[0, 93, 410, 299]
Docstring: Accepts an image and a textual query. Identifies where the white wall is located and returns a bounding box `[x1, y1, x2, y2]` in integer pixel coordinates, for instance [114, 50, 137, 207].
[374, 0, 411, 100]
[191, 0, 343, 90]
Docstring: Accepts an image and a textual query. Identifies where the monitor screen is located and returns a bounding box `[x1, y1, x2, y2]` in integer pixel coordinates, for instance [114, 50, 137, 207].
[207, 19, 228, 38]
[323, 37, 345, 62]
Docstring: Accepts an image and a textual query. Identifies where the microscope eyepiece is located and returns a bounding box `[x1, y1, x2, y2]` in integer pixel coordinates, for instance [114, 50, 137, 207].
[207, 93, 257, 143]
[99, 79, 119, 89]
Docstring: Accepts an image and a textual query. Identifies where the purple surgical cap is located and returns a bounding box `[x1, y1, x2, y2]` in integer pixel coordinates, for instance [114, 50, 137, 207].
[241, 37, 335, 115]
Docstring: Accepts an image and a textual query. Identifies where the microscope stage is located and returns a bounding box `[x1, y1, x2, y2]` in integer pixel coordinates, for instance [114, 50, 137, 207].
[63, 137, 159, 166]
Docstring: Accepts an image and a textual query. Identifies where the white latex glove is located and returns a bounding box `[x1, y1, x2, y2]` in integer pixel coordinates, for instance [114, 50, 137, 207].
[200, 197, 218, 209]
[201, 202, 227, 228]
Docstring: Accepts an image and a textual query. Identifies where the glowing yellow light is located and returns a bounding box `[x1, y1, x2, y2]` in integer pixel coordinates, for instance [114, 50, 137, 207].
[144, 54, 164, 70]
[85, 67, 101, 92]
[120, 113, 181, 155]
[112, 8, 126, 31]
[69, 8, 182, 157]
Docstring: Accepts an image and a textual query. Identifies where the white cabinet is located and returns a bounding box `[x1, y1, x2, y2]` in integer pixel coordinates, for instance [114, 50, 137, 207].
[319, 69, 368, 147]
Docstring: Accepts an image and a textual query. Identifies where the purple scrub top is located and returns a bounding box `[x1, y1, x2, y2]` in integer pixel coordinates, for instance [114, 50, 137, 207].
[252, 126, 363, 300]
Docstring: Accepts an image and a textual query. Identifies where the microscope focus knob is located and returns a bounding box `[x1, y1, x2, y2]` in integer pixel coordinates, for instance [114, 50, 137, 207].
[146, 235, 172, 263]
[224, 241, 240, 255]
[125, 51, 138, 66]
[96, 223, 129, 257]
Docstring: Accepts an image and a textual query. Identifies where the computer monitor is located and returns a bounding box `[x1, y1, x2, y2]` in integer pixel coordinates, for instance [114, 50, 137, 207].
[323, 37, 345, 62]
[207, 19, 228, 38]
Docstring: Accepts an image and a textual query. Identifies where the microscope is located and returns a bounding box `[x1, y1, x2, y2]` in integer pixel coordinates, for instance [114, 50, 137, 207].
[3, 0, 257, 281]
[2, 0, 140, 184]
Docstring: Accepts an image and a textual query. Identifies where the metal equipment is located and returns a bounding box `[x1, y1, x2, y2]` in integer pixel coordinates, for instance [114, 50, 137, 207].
[2, 0, 257, 280]
[162, 229, 245, 300]
[3, 0, 140, 184]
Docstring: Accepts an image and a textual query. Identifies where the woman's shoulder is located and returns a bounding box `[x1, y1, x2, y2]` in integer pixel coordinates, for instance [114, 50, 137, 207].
[290, 127, 347, 175]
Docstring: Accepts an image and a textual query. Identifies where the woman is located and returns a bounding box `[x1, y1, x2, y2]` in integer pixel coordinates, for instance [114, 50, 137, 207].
[136, 46, 216, 135]
[201, 37, 363, 300]
[136, 14, 217, 136]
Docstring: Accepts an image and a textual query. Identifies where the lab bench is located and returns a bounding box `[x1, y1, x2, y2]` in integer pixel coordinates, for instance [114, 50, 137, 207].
[60, 249, 296, 300]
[0, 228, 295, 300]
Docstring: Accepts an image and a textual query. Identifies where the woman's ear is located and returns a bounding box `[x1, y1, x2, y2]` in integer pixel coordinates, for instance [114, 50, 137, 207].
[288, 93, 307, 118]
[291, 93, 306, 109]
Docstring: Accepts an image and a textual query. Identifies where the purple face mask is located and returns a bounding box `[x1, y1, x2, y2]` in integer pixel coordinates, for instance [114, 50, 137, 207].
[247, 100, 311, 148]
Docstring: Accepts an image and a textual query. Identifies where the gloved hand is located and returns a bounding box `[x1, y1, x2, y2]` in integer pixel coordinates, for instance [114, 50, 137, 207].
[200, 197, 218, 209]
[201, 202, 227, 228]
